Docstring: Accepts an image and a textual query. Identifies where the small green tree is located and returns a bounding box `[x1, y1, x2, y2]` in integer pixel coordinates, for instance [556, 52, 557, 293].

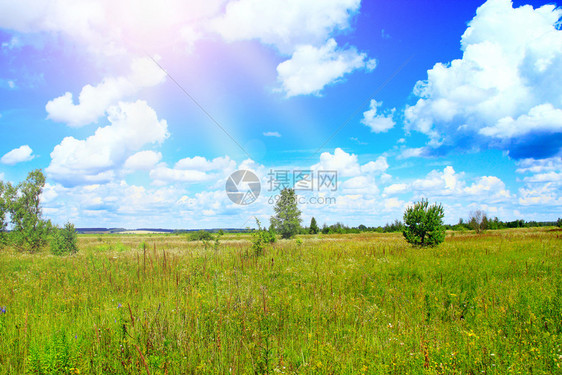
[251, 218, 276, 256]
[270, 188, 302, 239]
[557, 218, 562, 228]
[403, 199, 445, 247]
[8, 170, 51, 252]
[309, 217, 319, 234]
[469, 210, 488, 234]
[50, 222, 78, 255]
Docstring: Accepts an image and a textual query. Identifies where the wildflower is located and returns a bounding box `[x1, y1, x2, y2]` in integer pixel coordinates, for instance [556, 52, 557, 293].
[118, 303, 122, 308]
[0, 307, 6, 314]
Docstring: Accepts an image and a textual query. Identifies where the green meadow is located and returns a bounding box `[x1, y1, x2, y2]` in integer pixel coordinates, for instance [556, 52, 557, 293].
[0, 228, 560, 374]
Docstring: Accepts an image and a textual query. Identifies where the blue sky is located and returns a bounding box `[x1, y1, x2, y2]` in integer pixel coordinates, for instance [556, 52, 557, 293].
[0, 0, 561, 229]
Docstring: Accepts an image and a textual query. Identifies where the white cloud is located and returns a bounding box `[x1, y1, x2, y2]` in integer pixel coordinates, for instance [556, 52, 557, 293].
[124, 151, 162, 171]
[46, 57, 166, 127]
[518, 183, 562, 206]
[515, 155, 562, 207]
[313, 148, 361, 177]
[150, 156, 236, 186]
[2, 0, 373, 98]
[175, 156, 235, 172]
[515, 156, 562, 174]
[383, 183, 408, 196]
[211, 0, 361, 54]
[405, 0, 562, 158]
[0, 0, 224, 56]
[1, 145, 34, 165]
[398, 147, 426, 159]
[464, 176, 511, 198]
[263, 131, 281, 137]
[277, 39, 375, 97]
[46, 100, 168, 186]
[361, 100, 395, 133]
[412, 166, 460, 193]
[479, 103, 562, 138]
[361, 156, 388, 174]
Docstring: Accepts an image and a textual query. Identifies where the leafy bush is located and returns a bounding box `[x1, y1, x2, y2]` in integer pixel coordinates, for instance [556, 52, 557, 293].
[188, 230, 214, 241]
[251, 219, 276, 256]
[557, 218, 562, 228]
[50, 222, 78, 255]
[403, 199, 445, 247]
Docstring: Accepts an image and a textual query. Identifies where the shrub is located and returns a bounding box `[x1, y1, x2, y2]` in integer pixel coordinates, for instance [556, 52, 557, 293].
[403, 199, 445, 247]
[50, 222, 78, 255]
[557, 218, 562, 228]
[188, 230, 214, 241]
[251, 219, 276, 256]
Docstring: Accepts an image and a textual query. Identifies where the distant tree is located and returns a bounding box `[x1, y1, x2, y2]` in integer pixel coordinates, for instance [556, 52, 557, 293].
[402, 199, 445, 247]
[309, 217, 319, 234]
[321, 224, 330, 234]
[270, 188, 302, 239]
[557, 218, 562, 228]
[8, 170, 51, 252]
[358, 224, 367, 231]
[469, 210, 488, 234]
[50, 222, 78, 255]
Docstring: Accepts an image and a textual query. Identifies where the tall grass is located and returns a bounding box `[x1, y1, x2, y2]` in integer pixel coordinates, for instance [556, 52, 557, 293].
[0, 228, 560, 374]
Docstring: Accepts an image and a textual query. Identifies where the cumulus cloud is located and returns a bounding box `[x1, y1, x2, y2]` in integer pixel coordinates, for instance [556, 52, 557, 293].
[277, 39, 375, 97]
[361, 156, 388, 174]
[313, 148, 361, 177]
[515, 156, 562, 207]
[46, 57, 166, 127]
[46, 100, 168, 186]
[2, 0, 373, 97]
[1, 145, 34, 165]
[124, 151, 162, 171]
[383, 183, 408, 196]
[150, 156, 236, 186]
[361, 100, 395, 133]
[405, 0, 562, 159]
[211, 0, 361, 54]
[0, 0, 224, 55]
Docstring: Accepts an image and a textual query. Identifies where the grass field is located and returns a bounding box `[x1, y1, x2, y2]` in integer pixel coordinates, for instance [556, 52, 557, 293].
[0, 228, 561, 374]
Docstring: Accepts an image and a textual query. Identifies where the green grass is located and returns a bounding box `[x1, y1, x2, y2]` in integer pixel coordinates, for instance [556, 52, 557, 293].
[0, 228, 561, 374]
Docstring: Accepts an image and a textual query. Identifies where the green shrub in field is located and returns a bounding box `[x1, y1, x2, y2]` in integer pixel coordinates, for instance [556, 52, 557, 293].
[252, 219, 276, 256]
[188, 230, 214, 241]
[50, 222, 78, 255]
[403, 199, 445, 247]
[557, 218, 562, 228]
